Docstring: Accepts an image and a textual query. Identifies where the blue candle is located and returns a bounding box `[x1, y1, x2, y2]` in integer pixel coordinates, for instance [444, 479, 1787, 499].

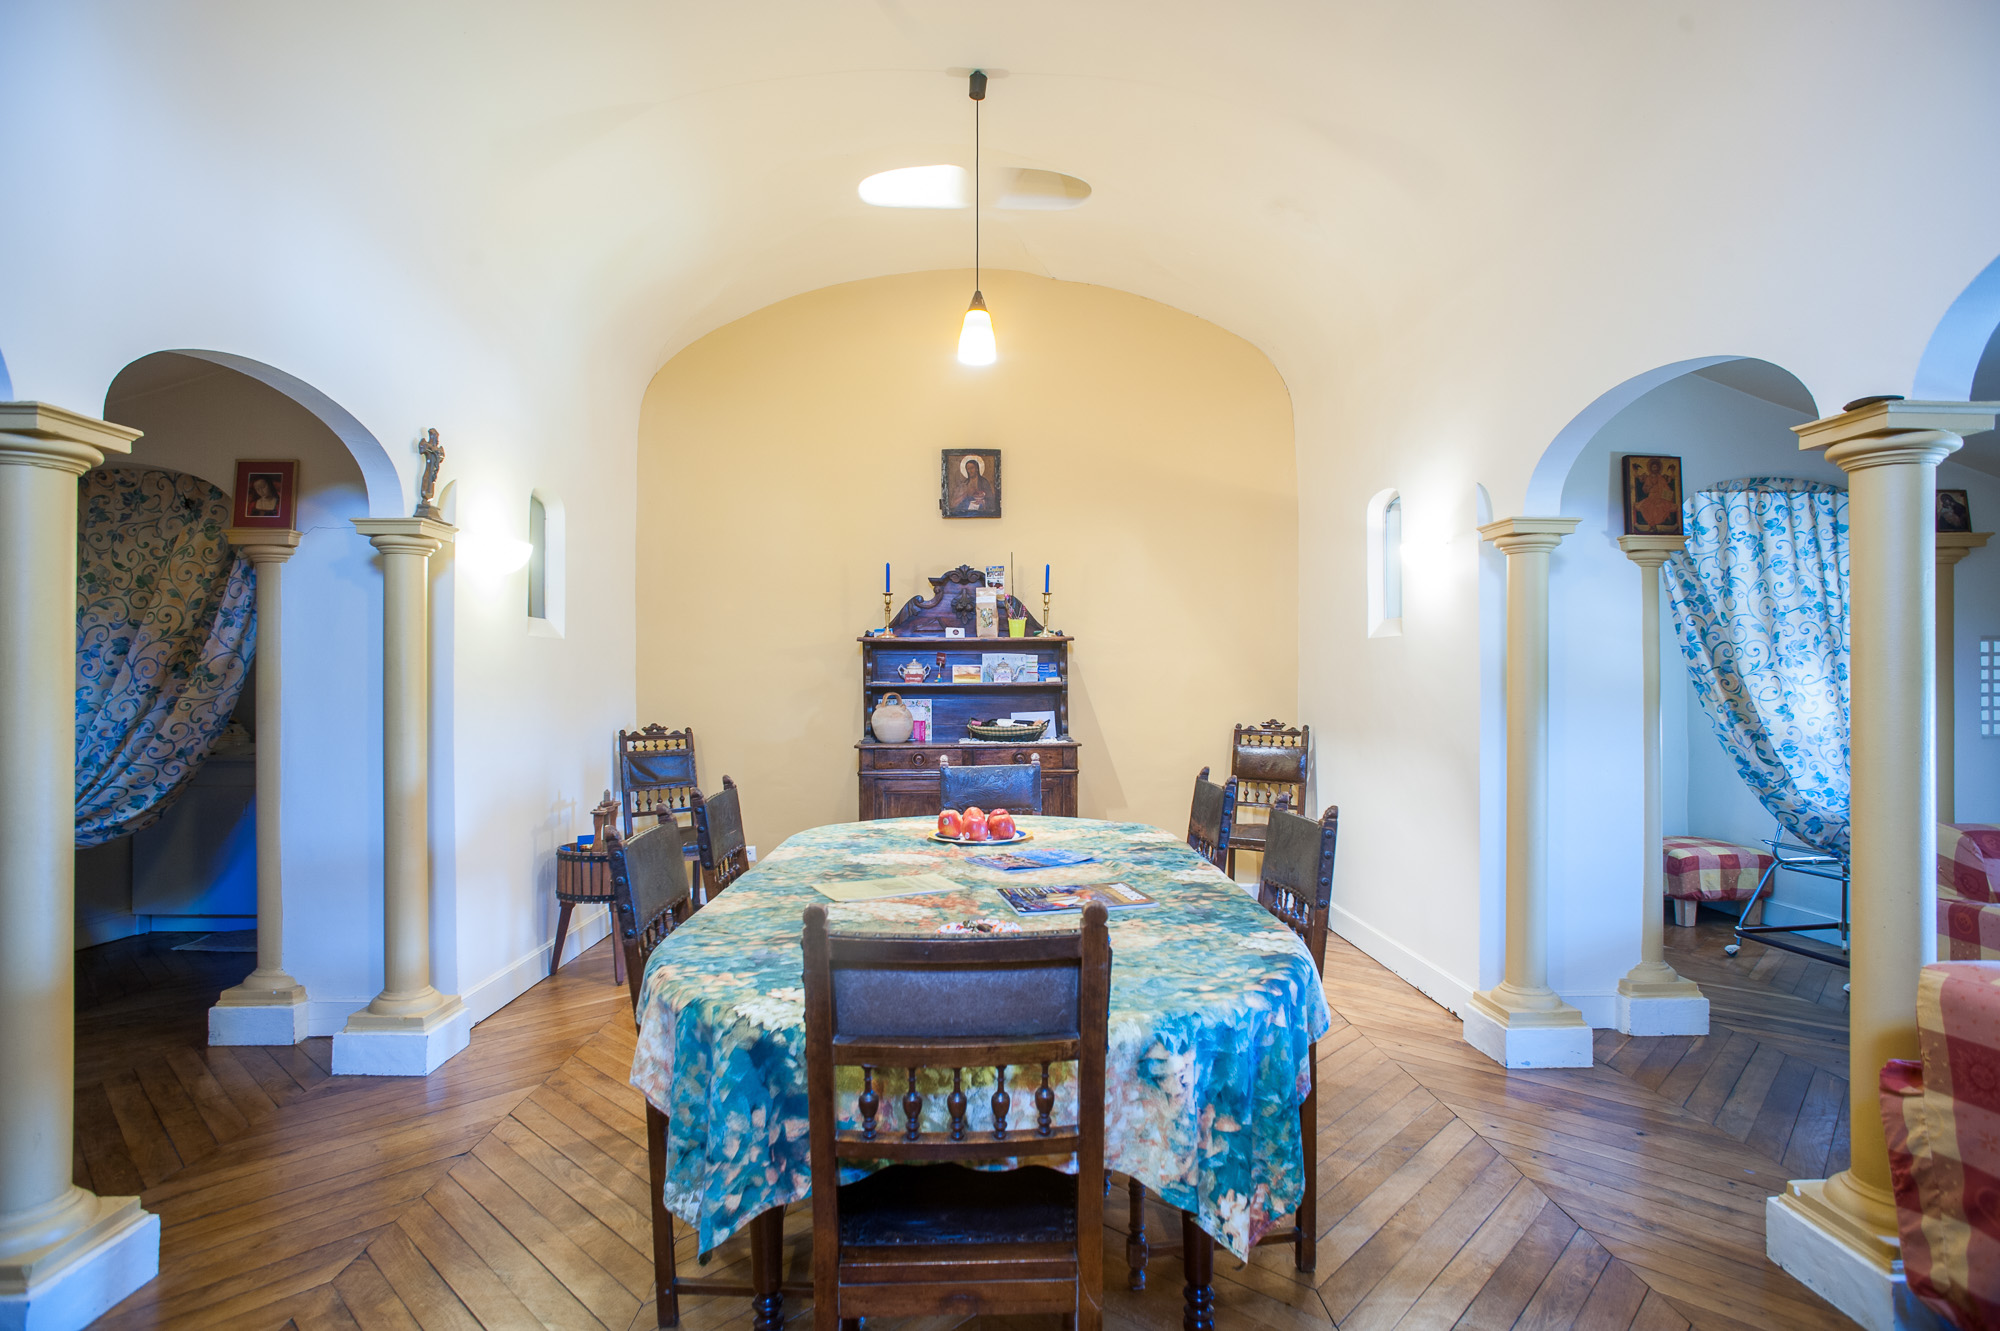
[1044, 563, 1050, 594]
[884, 562, 891, 595]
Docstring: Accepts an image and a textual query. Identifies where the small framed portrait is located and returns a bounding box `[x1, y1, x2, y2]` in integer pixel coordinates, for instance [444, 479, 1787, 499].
[1938, 488, 1972, 533]
[231, 459, 299, 529]
[940, 448, 1002, 519]
[1621, 454, 1684, 536]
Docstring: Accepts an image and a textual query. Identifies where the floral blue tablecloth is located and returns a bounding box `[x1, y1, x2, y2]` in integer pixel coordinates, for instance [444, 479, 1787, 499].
[630, 816, 1332, 1260]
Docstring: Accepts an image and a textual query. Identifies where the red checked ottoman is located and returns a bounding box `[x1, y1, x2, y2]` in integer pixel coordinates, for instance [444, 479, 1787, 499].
[1662, 835, 1775, 926]
[1938, 823, 2000, 961]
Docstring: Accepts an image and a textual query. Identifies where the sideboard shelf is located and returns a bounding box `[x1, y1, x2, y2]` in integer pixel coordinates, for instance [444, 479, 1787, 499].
[857, 565, 1079, 820]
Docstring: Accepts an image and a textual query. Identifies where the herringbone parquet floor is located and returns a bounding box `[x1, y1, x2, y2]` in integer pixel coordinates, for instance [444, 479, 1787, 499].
[78, 914, 1854, 1330]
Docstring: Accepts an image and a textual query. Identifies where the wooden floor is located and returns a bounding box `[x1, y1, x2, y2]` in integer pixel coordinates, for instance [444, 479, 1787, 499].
[78, 913, 1854, 1330]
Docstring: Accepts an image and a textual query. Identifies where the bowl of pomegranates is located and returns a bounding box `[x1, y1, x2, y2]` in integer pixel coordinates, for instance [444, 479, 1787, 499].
[930, 807, 1030, 844]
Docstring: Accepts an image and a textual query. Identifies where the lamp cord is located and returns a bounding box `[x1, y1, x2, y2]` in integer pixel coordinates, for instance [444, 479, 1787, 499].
[973, 93, 981, 292]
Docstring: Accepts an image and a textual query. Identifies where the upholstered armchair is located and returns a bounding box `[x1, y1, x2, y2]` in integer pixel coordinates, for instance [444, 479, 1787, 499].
[1880, 962, 2000, 1330]
[1937, 823, 2000, 960]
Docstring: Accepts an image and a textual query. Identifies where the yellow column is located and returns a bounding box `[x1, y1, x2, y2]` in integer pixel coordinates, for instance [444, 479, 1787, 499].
[1935, 531, 1988, 824]
[0, 403, 159, 1325]
[332, 517, 468, 1077]
[1615, 536, 1708, 1035]
[210, 530, 310, 1044]
[1768, 399, 1997, 1328]
[1465, 517, 1592, 1068]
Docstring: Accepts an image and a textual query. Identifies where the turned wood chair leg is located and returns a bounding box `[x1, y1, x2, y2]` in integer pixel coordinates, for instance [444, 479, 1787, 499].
[549, 901, 575, 978]
[647, 1104, 681, 1327]
[1126, 1177, 1150, 1290]
[748, 1207, 785, 1331]
[610, 927, 626, 984]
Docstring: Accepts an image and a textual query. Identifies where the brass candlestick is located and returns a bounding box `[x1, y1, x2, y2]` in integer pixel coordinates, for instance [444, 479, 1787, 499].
[883, 592, 894, 631]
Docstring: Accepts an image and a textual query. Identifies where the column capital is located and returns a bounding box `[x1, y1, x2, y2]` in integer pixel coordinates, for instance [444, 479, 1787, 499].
[0, 401, 140, 475]
[1937, 531, 1992, 567]
[1796, 399, 1997, 473]
[352, 516, 456, 557]
[224, 528, 303, 565]
[1477, 516, 1579, 555]
[1616, 534, 1687, 568]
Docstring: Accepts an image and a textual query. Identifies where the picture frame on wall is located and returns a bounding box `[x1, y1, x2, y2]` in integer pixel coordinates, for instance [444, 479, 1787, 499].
[231, 459, 299, 529]
[1621, 454, 1684, 536]
[940, 448, 1002, 518]
[1938, 488, 1972, 533]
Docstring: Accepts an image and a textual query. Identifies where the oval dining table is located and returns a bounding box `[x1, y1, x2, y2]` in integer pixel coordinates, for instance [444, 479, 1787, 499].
[628, 814, 1333, 1330]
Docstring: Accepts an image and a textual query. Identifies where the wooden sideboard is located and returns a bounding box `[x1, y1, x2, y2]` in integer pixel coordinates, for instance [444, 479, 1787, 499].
[857, 565, 1080, 819]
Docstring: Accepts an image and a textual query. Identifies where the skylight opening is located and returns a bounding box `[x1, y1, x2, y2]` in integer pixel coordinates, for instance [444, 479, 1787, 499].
[858, 165, 969, 209]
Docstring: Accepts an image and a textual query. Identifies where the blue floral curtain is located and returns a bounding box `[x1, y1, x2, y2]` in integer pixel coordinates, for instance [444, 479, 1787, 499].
[75, 467, 257, 847]
[1664, 478, 1851, 855]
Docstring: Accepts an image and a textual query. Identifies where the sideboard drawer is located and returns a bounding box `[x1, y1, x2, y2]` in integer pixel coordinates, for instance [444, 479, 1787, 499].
[965, 744, 1077, 772]
[861, 745, 955, 771]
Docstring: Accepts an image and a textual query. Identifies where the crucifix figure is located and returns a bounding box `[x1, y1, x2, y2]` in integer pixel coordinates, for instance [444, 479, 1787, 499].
[414, 428, 444, 519]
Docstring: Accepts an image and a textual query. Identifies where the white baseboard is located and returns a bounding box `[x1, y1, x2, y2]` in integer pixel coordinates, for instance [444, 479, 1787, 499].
[463, 906, 612, 1025]
[306, 999, 371, 1038]
[1556, 990, 1618, 1030]
[1326, 901, 1475, 1016]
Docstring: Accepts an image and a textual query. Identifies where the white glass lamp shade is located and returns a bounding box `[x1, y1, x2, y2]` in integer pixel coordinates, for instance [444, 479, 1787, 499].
[957, 292, 996, 367]
[457, 529, 534, 575]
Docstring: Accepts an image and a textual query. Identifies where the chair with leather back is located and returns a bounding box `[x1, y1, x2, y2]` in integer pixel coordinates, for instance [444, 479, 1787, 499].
[690, 776, 750, 908]
[938, 754, 1044, 814]
[1125, 801, 1339, 1287]
[608, 820, 798, 1326]
[1225, 720, 1310, 877]
[802, 900, 1109, 1331]
[1185, 766, 1238, 872]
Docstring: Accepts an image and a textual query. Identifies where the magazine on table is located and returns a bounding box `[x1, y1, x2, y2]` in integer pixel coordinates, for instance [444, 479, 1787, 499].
[997, 882, 1157, 914]
[966, 848, 1096, 871]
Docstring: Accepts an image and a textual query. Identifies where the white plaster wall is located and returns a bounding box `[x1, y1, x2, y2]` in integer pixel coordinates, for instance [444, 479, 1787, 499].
[98, 363, 387, 1024]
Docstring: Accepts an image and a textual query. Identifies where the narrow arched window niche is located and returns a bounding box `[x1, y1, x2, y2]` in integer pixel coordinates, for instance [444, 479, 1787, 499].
[1366, 488, 1404, 638]
[527, 488, 566, 638]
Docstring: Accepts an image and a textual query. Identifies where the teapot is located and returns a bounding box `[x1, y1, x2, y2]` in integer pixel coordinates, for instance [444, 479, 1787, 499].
[898, 659, 929, 683]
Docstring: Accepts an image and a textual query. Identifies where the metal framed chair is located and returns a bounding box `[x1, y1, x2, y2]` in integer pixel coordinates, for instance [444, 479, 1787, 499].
[938, 754, 1044, 814]
[802, 900, 1109, 1331]
[1225, 719, 1309, 877]
[1726, 820, 1851, 967]
[1185, 766, 1238, 872]
[1127, 802, 1338, 1286]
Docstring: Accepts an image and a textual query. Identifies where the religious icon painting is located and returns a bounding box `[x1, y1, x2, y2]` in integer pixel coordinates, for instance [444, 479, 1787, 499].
[1938, 488, 1972, 533]
[940, 448, 1002, 519]
[231, 459, 299, 529]
[1621, 454, 1684, 536]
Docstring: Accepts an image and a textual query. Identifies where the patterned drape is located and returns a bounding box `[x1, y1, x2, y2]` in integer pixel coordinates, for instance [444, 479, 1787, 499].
[1665, 478, 1851, 855]
[75, 467, 257, 847]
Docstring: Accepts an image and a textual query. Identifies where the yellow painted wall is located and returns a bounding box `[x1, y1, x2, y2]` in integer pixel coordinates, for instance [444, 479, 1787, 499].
[636, 269, 1296, 859]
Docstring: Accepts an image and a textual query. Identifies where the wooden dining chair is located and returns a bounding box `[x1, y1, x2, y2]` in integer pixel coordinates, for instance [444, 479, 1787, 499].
[690, 776, 749, 910]
[1185, 766, 1238, 872]
[619, 723, 707, 898]
[938, 754, 1044, 814]
[1224, 719, 1310, 877]
[608, 820, 799, 1327]
[802, 900, 1109, 1331]
[1125, 801, 1339, 1287]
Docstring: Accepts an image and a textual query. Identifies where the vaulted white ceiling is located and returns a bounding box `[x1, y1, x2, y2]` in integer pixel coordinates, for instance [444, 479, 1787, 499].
[8, 1, 2000, 449]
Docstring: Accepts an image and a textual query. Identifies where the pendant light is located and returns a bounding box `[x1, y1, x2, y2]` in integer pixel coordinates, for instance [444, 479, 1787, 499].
[956, 69, 997, 367]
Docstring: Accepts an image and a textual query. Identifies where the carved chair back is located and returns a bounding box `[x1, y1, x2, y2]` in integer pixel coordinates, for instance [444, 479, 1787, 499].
[691, 776, 750, 903]
[618, 724, 699, 837]
[1230, 719, 1310, 827]
[938, 755, 1044, 814]
[802, 902, 1108, 1329]
[1186, 766, 1238, 872]
[605, 820, 694, 1017]
[1256, 805, 1340, 974]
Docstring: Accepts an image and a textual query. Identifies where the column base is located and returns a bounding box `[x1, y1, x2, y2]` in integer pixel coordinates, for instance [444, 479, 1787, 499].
[1767, 1183, 1950, 1331]
[331, 995, 470, 1076]
[1615, 973, 1710, 1036]
[209, 979, 310, 1046]
[1462, 990, 1593, 1068]
[0, 1197, 158, 1331]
